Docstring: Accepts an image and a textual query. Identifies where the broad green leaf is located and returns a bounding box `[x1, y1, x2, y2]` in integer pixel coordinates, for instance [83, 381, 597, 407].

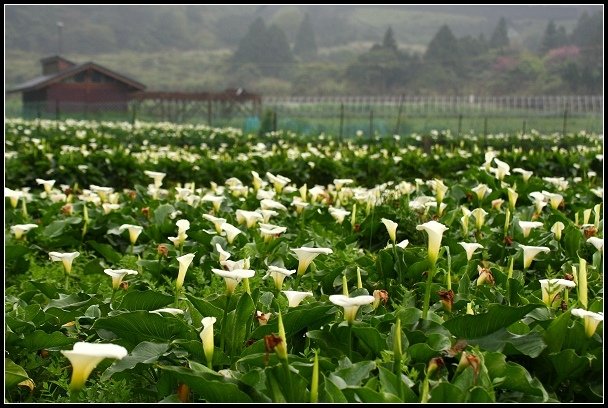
[87, 240, 122, 264]
[377, 366, 418, 402]
[429, 382, 465, 403]
[466, 386, 495, 403]
[22, 330, 76, 352]
[484, 351, 548, 401]
[543, 309, 571, 353]
[225, 293, 255, 356]
[42, 220, 67, 238]
[548, 349, 595, 384]
[159, 365, 253, 403]
[118, 290, 174, 312]
[5, 359, 31, 389]
[102, 341, 170, 380]
[154, 204, 175, 225]
[5, 245, 29, 261]
[333, 360, 376, 387]
[322, 376, 348, 403]
[92, 311, 197, 347]
[28, 280, 59, 299]
[250, 303, 334, 339]
[351, 325, 386, 356]
[342, 387, 402, 403]
[467, 327, 546, 358]
[443, 304, 544, 338]
[44, 293, 95, 311]
[83, 259, 104, 275]
[186, 294, 224, 320]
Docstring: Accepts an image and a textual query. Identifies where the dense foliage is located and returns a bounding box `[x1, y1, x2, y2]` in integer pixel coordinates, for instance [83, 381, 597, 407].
[5, 119, 603, 403]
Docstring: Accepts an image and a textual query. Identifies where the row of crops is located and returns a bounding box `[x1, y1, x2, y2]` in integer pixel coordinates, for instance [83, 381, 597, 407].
[5, 118, 603, 402]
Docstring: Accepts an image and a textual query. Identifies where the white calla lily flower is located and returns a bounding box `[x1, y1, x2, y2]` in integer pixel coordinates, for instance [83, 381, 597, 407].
[291, 247, 333, 276]
[539, 279, 575, 308]
[104, 268, 138, 290]
[212, 268, 256, 293]
[571, 308, 603, 337]
[10, 223, 38, 239]
[521, 245, 550, 269]
[518, 221, 544, 238]
[118, 224, 144, 245]
[61, 342, 128, 391]
[416, 220, 449, 266]
[381, 218, 398, 243]
[221, 222, 242, 244]
[587, 237, 603, 252]
[176, 253, 196, 290]
[49, 251, 80, 274]
[459, 242, 484, 261]
[329, 294, 375, 323]
[282, 290, 313, 307]
[200, 317, 217, 367]
[264, 265, 296, 290]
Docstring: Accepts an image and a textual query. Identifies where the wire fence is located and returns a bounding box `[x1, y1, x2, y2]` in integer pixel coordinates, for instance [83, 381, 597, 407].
[5, 94, 603, 136]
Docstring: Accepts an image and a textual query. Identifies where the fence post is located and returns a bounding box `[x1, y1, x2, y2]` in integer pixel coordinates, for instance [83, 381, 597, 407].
[522, 120, 526, 137]
[339, 103, 344, 142]
[394, 94, 405, 136]
[55, 100, 60, 121]
[483, 117, 488, 147]
[273, 110, 277, 132]
[457, 113, 463, 137]
[369, 109, 374, 139]
[207, 100, 212, 126]
[131, 101, 138, 125]
[562, 104, 568, 137]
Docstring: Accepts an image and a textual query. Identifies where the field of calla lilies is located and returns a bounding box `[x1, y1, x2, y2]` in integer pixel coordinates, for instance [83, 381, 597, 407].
[4, 118, 604, 403]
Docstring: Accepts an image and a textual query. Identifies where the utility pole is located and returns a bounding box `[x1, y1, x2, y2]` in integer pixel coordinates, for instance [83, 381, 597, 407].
[57, 21, 64, 54]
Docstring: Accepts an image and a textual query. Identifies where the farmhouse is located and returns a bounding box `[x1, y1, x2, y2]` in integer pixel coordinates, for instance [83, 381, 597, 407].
[8, 55, 146, 117]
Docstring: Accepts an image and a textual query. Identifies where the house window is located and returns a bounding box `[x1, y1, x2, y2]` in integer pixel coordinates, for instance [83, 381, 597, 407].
[74, 72, 86, 83]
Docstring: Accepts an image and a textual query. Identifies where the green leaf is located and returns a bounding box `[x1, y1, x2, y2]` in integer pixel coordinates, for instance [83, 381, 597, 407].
[92, 311, 197, 348]
[118, 290, 174, 312]
[342, 387, 402, 403]
[467, 327, 546, 358]
[83, 259, 104, 275]
[29, 280, 59, 299]
[5, 358, 31, 389]
[22, 330, 76, 352]
[548, 349, 595, 384]
[159, 365, 253, 403]
[42, 220, 67, 238]
[44, 293, 95, 311]
[484, 351, 548, 402]
[322, 376, 348, 402]
[377, 366, 418, 402]
[351, 325, 386, 356]
[443, 304, 544, 339]
[466, 386, 495, 403]
[87, 240, 122, 264]
[562, 225, 583, 259]
[543, 310, 571, 353]
[154, 204, 176, 225]
[250, 303, 334, 339]
[225, 293, 255, 356]
[333, 360, 376, 387]
[429, 382, 465, 403]
[102, 341, 170, 380]
[5, 245, 29, 261]
[186, 294, 224, 320]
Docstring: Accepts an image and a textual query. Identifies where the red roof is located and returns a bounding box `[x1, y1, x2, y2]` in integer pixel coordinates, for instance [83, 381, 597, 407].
[8, 61, 146, 93]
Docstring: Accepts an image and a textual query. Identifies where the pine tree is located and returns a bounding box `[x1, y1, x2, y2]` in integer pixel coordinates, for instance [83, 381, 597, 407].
[382, 27, 398, 52]
[489, 17, 509, 49]
[293, 14, 317, 58]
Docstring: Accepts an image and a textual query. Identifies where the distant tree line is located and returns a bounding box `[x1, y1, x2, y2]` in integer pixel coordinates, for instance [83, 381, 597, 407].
[230, 11, 602, 95]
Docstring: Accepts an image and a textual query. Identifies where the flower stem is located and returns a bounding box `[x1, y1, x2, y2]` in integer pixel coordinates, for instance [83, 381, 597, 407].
[220, 293, 231, 353]
[110, 289, 117, 309]
[392, 243, 402, 283]
[347, 323, 353, 360]
[174, 287, 180, 308]
[422, 263, 436, 320]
